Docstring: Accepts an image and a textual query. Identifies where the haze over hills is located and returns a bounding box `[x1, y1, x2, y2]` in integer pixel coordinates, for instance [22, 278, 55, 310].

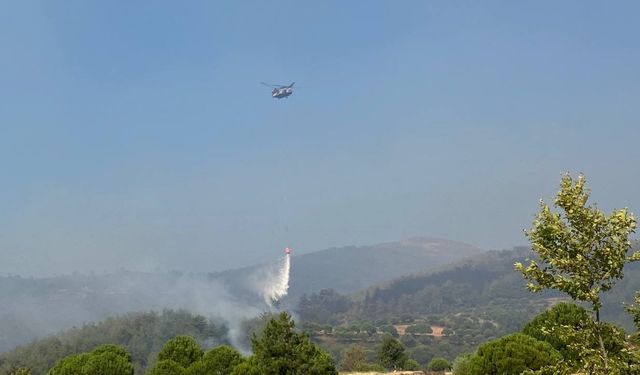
[293, 237, 485, 295]
[214, 237, 485, 302]
[6, 243, 639, 372]
[0, 237, 482, 353]
[299, 243, 640, 332]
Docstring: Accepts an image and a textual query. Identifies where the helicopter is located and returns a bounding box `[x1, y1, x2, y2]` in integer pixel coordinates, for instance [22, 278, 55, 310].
[261, 82, 295, 99]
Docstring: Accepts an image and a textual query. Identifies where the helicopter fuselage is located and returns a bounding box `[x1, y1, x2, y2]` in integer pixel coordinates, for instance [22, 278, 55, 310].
[272, 87, 293, 99]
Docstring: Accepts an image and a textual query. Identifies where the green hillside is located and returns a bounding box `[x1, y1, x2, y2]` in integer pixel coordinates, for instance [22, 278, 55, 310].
[299, 246, 640, 328]
[295, 246, 640, 366]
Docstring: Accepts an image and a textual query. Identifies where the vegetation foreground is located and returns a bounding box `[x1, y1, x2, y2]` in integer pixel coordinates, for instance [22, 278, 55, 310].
[2, 174, 640, 374]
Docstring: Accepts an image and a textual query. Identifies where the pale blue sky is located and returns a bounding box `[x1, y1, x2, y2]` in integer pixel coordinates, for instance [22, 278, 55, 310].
[1, 1, 639, 275]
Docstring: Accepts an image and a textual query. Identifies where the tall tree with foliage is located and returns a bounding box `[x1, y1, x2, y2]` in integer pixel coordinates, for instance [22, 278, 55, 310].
[249, 312, 337, 375]
[515, 173, 638, 372]
[377, 335, 408, 370]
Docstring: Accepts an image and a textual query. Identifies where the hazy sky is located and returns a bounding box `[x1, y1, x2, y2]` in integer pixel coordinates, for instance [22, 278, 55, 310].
[1, 1, 639, 276]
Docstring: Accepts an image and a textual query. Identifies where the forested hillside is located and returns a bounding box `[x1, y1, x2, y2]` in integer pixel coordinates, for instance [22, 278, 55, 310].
[0, 310, 227, 375]
[0, 237, 482, 352]
[300, 246, 640, 329]
[295, 246, 640, 366]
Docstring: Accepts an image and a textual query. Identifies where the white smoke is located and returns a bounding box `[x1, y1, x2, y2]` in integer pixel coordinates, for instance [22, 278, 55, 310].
[260, 254, 291, 306]
[0, 252, 294, 352]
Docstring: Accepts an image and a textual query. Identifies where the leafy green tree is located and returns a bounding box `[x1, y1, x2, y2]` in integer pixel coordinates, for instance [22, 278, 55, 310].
[145, 360, 184, 375]
[185, 345, 243, 375]
[250, 312, 337, 375]
[466, 333, 561, 375]
[48, 354, 89, 375]
[156, 336, 203, 368]
[523, 302, 625, 363]
[48, 345, 133, 375]
[339, 344, 366, 371]
[428, 357, 452, 372]
[515, 173, 638, 370]
[377, 335, 407, 370]
[82, 346, 134, 375]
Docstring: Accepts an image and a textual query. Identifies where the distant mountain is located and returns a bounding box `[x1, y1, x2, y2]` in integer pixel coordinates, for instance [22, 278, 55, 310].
[214, 237, 485, 302]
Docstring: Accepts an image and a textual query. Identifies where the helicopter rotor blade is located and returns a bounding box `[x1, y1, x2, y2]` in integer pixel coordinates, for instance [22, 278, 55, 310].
[260, 82, 285, 88]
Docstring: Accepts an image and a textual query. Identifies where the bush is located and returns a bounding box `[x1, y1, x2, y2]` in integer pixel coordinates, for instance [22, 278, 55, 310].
[427, 357, 451, 371]
[402, 358, 420, 370]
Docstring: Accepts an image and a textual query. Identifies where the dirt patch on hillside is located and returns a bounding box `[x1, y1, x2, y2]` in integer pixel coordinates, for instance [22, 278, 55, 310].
[394, 324, 409, 335]
[430, 325, 444, 337]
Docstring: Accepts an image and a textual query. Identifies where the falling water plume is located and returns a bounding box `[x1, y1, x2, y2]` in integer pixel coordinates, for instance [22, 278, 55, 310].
[262, 251, 291, 306]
